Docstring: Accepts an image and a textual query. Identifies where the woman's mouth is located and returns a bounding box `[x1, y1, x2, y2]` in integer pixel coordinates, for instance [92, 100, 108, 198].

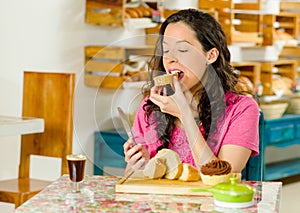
[170, 69, 184, 81]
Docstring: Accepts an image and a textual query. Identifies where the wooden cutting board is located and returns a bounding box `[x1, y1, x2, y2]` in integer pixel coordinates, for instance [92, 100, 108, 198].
[115, 177, 212, 196]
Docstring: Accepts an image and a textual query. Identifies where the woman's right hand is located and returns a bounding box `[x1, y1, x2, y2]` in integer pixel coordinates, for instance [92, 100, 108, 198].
[123, 138, 150, 171]
[150, 77, 190, 122]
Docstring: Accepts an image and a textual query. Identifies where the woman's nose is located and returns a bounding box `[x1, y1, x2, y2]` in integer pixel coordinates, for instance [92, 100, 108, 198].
[164, 51, 178, 63]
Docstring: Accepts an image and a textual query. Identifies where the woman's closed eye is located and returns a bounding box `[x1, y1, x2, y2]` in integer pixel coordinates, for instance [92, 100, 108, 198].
[178, 49, 188, 53]
[163, 48, 188, 54]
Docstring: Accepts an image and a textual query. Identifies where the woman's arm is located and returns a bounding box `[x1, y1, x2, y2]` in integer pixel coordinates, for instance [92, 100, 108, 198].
[179, 106, 217, 169]
[218, 145, 251, 172]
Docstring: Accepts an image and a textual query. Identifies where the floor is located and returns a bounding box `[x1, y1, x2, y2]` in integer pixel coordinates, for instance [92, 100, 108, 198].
[279, 175, 300, 213]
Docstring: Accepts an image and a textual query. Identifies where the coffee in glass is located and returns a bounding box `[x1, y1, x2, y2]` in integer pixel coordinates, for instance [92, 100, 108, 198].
[67, 154, 86, 184]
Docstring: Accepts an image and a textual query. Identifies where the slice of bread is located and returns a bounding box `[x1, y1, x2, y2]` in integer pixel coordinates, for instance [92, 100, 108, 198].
[143, 157, 166, 179]
[153, 73, 178, 86]
[178, 163, 200, 182]
[155, 149, 182, 180]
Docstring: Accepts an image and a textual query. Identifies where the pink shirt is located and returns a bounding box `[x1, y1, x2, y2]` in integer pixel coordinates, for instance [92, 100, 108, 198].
[131, 92, 260, 167]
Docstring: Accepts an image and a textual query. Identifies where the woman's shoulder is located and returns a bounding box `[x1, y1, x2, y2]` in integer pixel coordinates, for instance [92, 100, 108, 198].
[226, 92, 259, 114]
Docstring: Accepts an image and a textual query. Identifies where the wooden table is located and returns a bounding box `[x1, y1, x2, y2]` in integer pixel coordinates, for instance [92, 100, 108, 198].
[0, 115, 44, 136]
[15, 175, 282, 213]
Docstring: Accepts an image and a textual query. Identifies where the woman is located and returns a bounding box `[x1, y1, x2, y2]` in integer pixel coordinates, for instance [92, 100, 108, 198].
[124, 9, 259, 173]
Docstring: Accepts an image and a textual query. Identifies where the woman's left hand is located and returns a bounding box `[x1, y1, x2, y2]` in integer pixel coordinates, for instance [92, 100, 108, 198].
[149, 77, 189, 121]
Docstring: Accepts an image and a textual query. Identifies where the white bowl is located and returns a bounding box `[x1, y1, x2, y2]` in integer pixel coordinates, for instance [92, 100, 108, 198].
[260, 102, 288, 119]
[287, 98, 300, 114]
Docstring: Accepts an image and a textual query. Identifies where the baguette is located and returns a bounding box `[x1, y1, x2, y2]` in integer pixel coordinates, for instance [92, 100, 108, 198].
[178, 163, 200, 181]
[155, 149, 182, 180]
[143, 157, 166, 179]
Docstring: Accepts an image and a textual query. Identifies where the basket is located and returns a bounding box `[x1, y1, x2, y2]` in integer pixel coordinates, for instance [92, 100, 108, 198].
[259, 101, 288, 119]
[286, 97, 300, 114]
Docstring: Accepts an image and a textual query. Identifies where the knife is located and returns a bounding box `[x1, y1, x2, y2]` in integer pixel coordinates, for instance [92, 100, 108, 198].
[117, 107, 137, 184]
[117, 107, 136, 146]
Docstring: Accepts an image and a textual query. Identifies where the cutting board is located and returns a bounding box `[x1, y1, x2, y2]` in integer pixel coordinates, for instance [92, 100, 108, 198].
[115, 177, 212, 196]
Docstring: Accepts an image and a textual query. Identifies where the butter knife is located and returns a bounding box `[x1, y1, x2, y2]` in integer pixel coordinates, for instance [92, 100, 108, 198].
[117, 107, 137, 184]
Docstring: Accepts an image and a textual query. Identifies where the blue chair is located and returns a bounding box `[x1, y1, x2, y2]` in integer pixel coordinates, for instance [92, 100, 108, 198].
[242, 110, 265, 181]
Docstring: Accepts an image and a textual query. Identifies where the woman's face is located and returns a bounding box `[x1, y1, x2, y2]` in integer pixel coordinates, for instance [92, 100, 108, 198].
[162, 22, 208, 92]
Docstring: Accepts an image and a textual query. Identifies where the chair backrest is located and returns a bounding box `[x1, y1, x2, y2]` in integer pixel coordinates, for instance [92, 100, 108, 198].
[242, 110, 265, 181]
[18, 71, 75, 179]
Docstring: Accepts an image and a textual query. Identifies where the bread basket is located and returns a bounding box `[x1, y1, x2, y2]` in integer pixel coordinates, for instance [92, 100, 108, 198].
[286, 97, 300, 114]
[259, 101, 288, 119]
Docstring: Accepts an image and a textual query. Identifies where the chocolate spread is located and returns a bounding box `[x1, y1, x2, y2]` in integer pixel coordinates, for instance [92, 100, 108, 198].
[200, 159, 232, 176]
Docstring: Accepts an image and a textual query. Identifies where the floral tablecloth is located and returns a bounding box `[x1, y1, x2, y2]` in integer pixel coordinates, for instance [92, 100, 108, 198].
[15, 175, 282, 213]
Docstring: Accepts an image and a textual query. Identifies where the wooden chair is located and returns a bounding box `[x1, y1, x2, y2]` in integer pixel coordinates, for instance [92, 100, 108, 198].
[0, 71, 75, 207]
[242, 110, 265, 181]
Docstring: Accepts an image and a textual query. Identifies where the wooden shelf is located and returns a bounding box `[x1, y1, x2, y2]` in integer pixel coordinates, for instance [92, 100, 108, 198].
[260, 59, 297, 95]
[199, 0, 264, 45]
[281, 1, 300, 12]
[85, 0, 124, 27]
[84, 45, 154, 88]
[231, 61, 261, 90]
[263, 12, 299, 46]
[280, 46, 300, 70]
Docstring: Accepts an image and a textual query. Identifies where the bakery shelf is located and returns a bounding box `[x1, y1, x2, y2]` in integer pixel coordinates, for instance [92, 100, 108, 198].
[85, 0, 124, 27]
[199, 0, 266, 45]
[85, 45, 154, 88]
[260, 59, 297, 95]
[86, 0, 156, 27]
[280, 0, 300, 12]
[231, 61, 261, 92]
[280, 46, 300, 71]
[263, 12, 299, 46]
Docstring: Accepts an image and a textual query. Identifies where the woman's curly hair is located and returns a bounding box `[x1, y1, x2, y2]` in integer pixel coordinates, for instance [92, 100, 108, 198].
[143, 9, 241, 152]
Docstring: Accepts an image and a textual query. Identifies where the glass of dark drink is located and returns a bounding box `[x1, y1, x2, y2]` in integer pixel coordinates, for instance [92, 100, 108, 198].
[58, 154, 95, 210]
[67, 154, 86, 193]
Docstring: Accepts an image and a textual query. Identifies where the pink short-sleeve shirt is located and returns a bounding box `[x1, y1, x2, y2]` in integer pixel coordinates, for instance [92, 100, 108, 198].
[131, 92, 260, 167]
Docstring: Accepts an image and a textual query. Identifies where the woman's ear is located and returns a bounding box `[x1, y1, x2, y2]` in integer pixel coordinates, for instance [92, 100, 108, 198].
[206, 48, 219, 64]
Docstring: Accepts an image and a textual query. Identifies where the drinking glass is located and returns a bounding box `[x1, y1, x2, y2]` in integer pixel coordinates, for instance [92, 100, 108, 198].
[67, 154, 86, 193]
[64, 154, 94, 203]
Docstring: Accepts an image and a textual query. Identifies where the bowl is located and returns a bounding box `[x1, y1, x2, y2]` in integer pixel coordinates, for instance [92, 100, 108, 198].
[286, 97, 300, 114]
[259, 101, 288, 119]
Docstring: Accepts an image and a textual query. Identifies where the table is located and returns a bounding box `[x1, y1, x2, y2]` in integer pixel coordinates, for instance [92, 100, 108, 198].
[0, 115, 44, 136]
[15, 175, 282, 213]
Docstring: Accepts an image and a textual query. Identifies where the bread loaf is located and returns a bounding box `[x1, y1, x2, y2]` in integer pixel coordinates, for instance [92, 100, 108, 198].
[125, 8, 140, 18]
[155, 149, 182, 180]
[236, 76, 253, 93]
[143, 157, 166, 179]
[178, 163, 200, 181]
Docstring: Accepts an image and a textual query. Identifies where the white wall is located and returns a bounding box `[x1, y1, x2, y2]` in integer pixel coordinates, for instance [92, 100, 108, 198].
[0, 0, 145, 179]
